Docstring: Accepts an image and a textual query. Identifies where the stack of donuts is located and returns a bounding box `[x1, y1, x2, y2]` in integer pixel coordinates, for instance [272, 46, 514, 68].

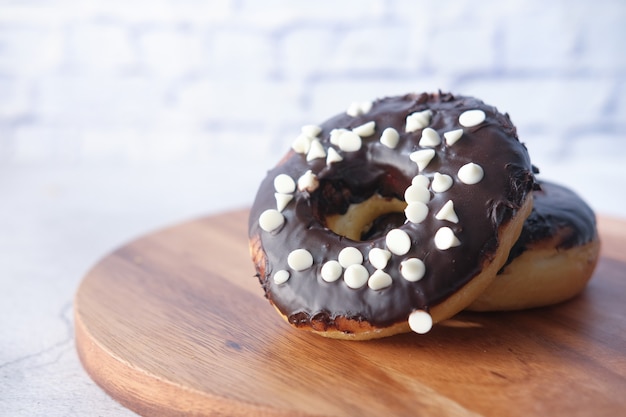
[248, 92, 600, 340]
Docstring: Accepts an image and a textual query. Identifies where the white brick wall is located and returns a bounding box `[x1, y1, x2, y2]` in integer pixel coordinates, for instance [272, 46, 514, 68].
[0, 0, 625, 212]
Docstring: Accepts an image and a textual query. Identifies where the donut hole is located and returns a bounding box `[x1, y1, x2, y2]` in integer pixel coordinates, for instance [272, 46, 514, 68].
[325, 194, 408, 241]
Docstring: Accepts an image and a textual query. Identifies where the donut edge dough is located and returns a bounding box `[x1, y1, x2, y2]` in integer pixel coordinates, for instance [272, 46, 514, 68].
[466, 236, 600, 312]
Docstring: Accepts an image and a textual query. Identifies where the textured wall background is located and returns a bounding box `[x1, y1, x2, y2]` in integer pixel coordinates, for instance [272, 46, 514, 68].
[0, 1, 625, 415]
[1, 0, 625, 214]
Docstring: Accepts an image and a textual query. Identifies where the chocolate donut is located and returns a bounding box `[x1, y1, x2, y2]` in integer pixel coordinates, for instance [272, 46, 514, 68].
[248, 92, 535, 340]
[468, 180, 600, 311]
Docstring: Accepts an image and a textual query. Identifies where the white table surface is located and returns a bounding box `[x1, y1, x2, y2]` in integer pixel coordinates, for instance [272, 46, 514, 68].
[1, 163, 257, 417]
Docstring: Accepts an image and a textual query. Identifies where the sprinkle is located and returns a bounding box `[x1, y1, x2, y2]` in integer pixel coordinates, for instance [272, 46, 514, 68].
[459, 109, 486, 127]
[338, 130, 362, 152]
[274, 193, 293, 212]
[405, 109, 433, 132]
[274, 174, 296, 194]
[338, 247, 364, 268]
[431, 173, 453, 193]
[386, 229, 411, 255]
[408, 310, 433, 334]
[352, 121, 376, 137]
[259, 209, 284, 232]
[412, 175, 430, 188]
[347, 101, 373, 117]
[409, 149, 436, 171]
[326, 147, 343, 165]
[301, 124, 322, 137]
[321, 260, 342, 282]
[404, 184, 430, 204]
[297, 170, 319, 192]
[458, 163, 484, 185]
[443, 129, 463, 146]
[419, 127, 441, 147]
[273, 270, 290, 285]
[306, 139, 326, 161]
[434, 227, 461, 250]
[368, 270, 393, 290]
[405, 202, 429, 224]
[401, 258, 426, 282]
[343, 264, 369, 289]
[380, 127, 400, 148]
[435, 200, 459, 223]
[287, 248, 314, 271]
[368, 248, 391, 270]
[292, 134, 313, 154]
[329, 128, 348, 146]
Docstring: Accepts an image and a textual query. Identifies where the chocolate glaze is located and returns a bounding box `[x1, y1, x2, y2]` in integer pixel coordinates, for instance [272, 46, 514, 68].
[506, 180, 597, 264]
[249, 92, 535, 329]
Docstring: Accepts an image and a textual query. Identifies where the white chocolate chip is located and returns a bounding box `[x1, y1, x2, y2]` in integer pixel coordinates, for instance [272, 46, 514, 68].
[273, 270, 290, 285]
[352, 121, 376, 137]
[409, 149, 436, 171]
[306, 139, 326, 161]
[458, 162, 484, 185]
[347, 101, 372, 117]
[412, 175, 430, 188]
[346, 102, 361, 117]
[343, 264, 369, 289]
[405, 202, 429, 224]
[321, 260, 342, 282]
[274, 174, 296, 194]
[338, 246, 364, 268]
[292, 134, 313, 154]
[434, 227, 461, 250]
[435, 200, 459, 223]
[419, 127, 441, 147]
[301, 124, 322, 137]
[404, 184, 430, 204]
[431, 173, 453, 193]
[329, 128, 348, 146]
[408, 310, 433, 334]
[368, 248, 391, 270]
[368, 270, 392, 290]
[459, 109, 486, 127]
[326, 147, 343, 165]
[338, 130, 362, 152]
[405, 109, 433, 132]
[297, 170, 319, 192]
[380, 127, 400, 148]
[274, 193, 293, 212]
[401, 258, 426, 282]
[443, 129, 463, 146]
[386, 229, 411, 255]
[287, 248, 314, 271]
[259, 209, 285, 232]
[359, 101, 373, 114]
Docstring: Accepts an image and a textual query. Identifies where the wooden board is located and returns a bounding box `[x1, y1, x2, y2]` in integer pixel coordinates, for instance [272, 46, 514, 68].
[75, 210, 626, 417]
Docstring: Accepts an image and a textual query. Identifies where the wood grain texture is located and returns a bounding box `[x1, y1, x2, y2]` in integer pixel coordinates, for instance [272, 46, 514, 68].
[75, 209, 626, 417]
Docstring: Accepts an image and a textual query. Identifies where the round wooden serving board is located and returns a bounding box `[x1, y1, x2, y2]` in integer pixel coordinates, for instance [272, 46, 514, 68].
[75, 209, 626, 417]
